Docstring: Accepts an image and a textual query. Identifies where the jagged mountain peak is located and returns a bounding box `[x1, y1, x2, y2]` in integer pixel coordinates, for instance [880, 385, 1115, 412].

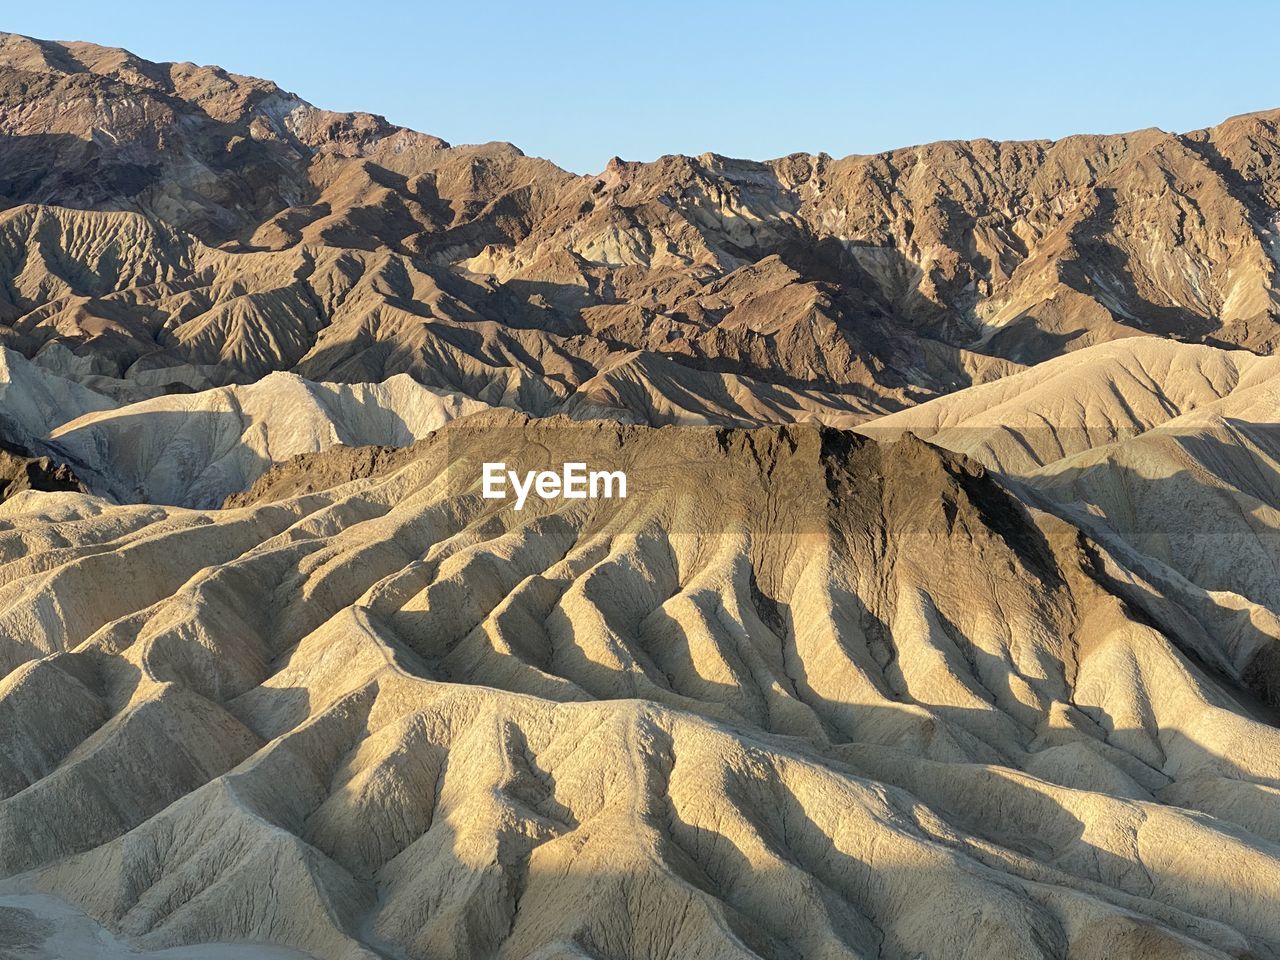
[0, 34, 1274, 431]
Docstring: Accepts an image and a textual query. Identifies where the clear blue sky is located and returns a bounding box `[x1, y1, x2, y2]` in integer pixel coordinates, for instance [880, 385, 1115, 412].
[6, 1, 1279, 174]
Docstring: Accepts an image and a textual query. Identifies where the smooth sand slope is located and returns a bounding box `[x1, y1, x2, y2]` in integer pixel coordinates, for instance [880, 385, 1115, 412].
[0, 348, 491, 507]
[865, 338, 1280, 474]
[47, 372, 490, 507]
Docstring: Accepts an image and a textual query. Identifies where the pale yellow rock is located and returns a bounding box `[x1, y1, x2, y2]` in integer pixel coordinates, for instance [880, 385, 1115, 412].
[0, 415, 1276, 959]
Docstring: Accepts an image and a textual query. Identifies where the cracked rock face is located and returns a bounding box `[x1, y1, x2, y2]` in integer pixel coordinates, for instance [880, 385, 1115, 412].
[3, 30, 1280, 960]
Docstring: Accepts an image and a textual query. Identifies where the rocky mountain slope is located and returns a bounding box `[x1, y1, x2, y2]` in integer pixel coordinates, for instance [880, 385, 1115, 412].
[0, 32, 1278, 425]
[3, 31, 1280, 960]
[0, 437, 80, 503]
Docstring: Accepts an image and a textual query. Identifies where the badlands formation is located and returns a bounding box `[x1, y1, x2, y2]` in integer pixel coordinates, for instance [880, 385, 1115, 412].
[0, 31, 1279, 960]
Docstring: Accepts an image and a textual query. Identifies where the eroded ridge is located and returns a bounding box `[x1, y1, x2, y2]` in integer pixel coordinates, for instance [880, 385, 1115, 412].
[0, 414, 1277, 959]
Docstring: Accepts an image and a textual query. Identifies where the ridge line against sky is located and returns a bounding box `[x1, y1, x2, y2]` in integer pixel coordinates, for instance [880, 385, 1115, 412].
[6, 0, 1280, 175]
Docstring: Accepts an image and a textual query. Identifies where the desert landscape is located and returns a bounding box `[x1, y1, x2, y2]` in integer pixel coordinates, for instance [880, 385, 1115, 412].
[1, 29, 1280, 960]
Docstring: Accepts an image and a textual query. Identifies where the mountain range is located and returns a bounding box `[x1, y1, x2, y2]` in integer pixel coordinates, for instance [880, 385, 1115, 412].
[1, 32, 1280, 960]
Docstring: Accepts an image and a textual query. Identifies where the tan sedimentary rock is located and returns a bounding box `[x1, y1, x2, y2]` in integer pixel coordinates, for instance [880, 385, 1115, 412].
[0, 414, 1278, 958]
[3, 30, 1280, 960]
